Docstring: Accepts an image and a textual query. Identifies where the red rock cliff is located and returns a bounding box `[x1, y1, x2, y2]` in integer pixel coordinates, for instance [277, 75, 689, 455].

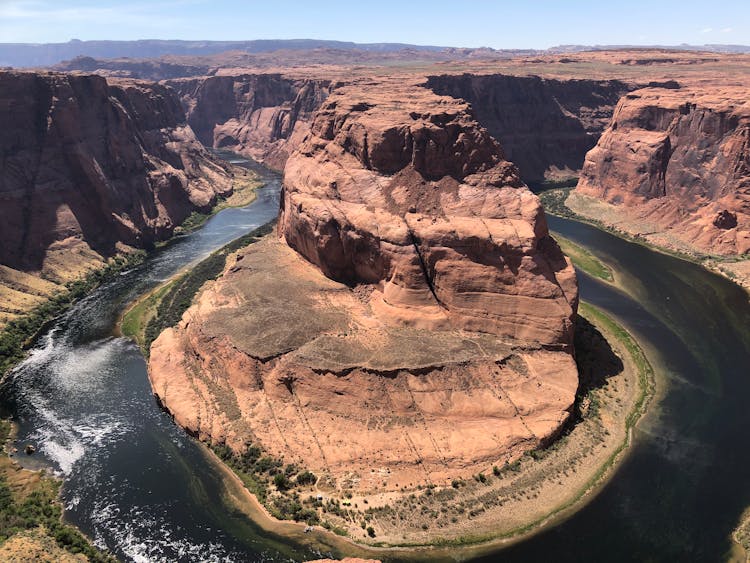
[425, 74, 634, 182]
[574, 86, 750, 256]
[148, 79, 580, 492]
[166, 74, 331, 170]
[0, 71, 232, 324]
[280, 79, 578, 347]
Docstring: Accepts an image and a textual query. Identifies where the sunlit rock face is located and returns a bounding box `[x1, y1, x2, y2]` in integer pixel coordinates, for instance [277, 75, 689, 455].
[149, 78, 580, 491]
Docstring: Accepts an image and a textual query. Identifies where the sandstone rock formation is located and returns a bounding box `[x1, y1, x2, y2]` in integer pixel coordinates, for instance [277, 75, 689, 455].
[573, 86, 750, 256]
[0, 71, 233, 326]
[426, 74, 633, 182]
[166, 74, 331, 170]
[148, 79, 579, 492]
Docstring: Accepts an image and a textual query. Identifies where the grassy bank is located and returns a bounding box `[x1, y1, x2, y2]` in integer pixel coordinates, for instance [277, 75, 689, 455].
[540, 187, 750, 293]
[733, 509, 750, 562]
[121, 221, 276, 354]
[553, 232, 613, 282]
[0, 420, 114, 561]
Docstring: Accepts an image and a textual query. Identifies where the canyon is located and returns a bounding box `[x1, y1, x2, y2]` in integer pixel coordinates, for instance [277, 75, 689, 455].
[571, 85, 750, 260]
[1, 45, 749, 558]
[0, 71, 235, 328]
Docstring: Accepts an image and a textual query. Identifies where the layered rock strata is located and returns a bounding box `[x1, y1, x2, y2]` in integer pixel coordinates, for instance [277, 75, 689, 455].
[0, 71, 233, 326]
[149, 80, 579, 491]
[426, 74, 633, 182]
[573, 86, 750, 256]
[166, 74, 331, 170]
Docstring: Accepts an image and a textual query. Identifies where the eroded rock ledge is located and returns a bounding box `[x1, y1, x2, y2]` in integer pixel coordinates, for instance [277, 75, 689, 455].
[573, 86, 750, 257]
[149, 79, 579, 491]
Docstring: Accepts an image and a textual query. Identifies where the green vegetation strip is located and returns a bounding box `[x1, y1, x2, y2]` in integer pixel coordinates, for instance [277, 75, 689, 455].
[125, 221, 276, 354]
[0, 421, 114, 560]
[552, 232, 613, 282]
[0, 252, 145, 377]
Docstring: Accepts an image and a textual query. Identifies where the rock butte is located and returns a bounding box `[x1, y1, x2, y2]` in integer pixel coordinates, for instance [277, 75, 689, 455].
[573, 85, 750, 257]
[148, 78, 580, 490]
[0, 71, 233, 328]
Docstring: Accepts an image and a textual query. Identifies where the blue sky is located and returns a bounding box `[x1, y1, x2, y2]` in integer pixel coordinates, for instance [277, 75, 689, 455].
[0, 0, 747, 48]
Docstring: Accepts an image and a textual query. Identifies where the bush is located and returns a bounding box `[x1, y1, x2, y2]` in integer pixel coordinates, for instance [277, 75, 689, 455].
[273, 473, 291, 491]
[366, 526, 376, 538]
[296, 470, 317, 486]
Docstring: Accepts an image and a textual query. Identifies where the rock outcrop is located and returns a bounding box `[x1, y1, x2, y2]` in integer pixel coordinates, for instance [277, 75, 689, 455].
[426, 74, 633, 182]
[166, 74, 331, 170]
[573, 86, 750, 256]
[0, 71, 233, 326]
[148, 79, 579, 492]
[279, 81, 578, 344]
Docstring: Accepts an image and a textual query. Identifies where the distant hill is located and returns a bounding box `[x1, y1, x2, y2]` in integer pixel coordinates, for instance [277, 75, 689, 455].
[0, 39, 448, 67]
[549, 43, 750, 54]
[1, 39, 748, 68]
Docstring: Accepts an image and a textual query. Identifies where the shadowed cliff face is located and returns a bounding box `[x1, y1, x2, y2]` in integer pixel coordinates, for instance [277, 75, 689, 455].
[166, 74, 332, 170]
[0, 71, 233, 326]
[575, 86, 750, 256]
[425, 74, 634, 182]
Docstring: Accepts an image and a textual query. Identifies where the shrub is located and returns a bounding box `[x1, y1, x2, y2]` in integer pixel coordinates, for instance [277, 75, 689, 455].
[296, 470, 317, 486]
[273, 473, 291, 491]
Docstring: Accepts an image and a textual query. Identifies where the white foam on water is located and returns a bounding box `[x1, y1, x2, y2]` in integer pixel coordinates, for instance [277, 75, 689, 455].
[90, 501, 240, 563]
[65, 494, 81, 510]
[12, 328, 59, 375]
[23, 389, 127, 476]
[40, 437, 85, 476]
[49, 338, 125, 396]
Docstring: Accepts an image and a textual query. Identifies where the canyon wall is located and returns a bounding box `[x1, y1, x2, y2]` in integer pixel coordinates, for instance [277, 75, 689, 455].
[426, 74, 634, 182]
[149, 79, 580, 491]
[0, 71, 233, 326]
[573, 86, 750, 257]
[166, 74, 332, 170]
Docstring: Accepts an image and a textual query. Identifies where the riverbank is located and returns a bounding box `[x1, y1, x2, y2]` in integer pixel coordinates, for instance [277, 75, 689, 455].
[552, 232, 613, 282]
[0, 420, 114, 561]
[541, 187, 750, 294]
[173, 166, 261, 235]
[1, 163, 264, 378]
[0, 251, 146, 379]
[733, 510, 750, 562]
[0, 156, 265, 559]
[120, 221, 275, 354]
[163, 298, 654, 557]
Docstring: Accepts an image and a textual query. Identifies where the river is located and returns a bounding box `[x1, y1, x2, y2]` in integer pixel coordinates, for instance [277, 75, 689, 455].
[1, 157, 749, 562]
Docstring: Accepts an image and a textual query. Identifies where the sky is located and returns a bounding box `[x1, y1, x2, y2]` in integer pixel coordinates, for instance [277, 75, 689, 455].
[0, 0, 748, 48]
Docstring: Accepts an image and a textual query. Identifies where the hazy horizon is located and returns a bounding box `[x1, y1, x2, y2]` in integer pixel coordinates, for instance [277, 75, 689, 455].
[1, 0, 748, 50]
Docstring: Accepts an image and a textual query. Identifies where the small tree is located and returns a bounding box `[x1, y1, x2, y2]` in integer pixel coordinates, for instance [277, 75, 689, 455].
[274, 473, 291, 491]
